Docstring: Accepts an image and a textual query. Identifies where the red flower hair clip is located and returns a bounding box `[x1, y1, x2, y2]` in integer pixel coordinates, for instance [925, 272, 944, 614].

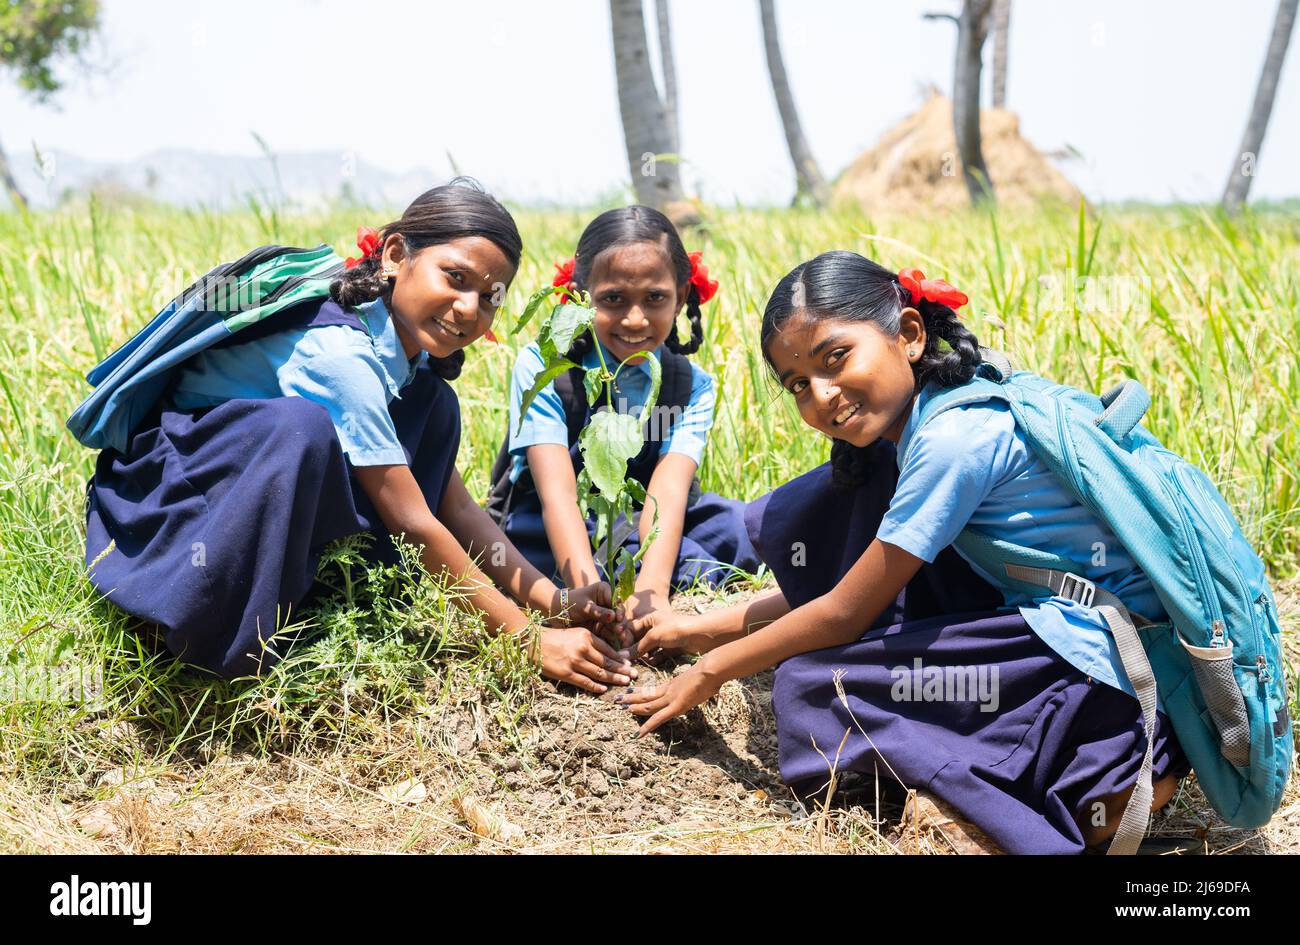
[553, 256, 576, 304]
[897, 267, 968, 311]
[344, 226, 382, 269]
[688, 251, 719, 304]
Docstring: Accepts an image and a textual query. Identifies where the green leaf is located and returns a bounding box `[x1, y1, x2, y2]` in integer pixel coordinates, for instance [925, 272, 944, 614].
[631, 492, 660, 566]
[614, 548, 637, 605]
[624, 479, 647, 503]
[512, 284, 556, 337]
[621, 351, 662, 425]
[583, 366, 604, 407]
[579, 410, 643, 500]
[590, 494, 610, 548]
[516, 358, 578, 435]
[538, 303, 596, 362]
[575, 468, 592, 519]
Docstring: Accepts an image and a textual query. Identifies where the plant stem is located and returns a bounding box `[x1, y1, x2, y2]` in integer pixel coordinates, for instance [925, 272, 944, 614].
[584, 326, 623, 598]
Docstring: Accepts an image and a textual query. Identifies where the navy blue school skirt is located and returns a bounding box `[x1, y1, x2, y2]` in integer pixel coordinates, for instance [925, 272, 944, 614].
[743, 440, 1190, 854]
[84, 363, 461, 679]
[503, 486, 761, 590]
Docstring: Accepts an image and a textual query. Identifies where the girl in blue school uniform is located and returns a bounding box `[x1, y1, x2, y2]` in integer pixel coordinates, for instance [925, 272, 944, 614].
[490, 206, 761, 622]
[84, 180, 639, 695]
[621, 251, 1191, 854]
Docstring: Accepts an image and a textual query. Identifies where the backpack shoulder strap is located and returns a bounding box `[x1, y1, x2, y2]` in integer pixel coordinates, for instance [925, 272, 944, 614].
[654, 351, 703, 505]
[555, 365, 590, 447]
[897, 375, 1011, 468]
[484, 431, 518, 525]
[550, 349, 696, 445]
[214, 297, 366, 349]
[956, 526, 1158, 856]
[487, 363, 586, 524]
[977, 346, 1015, 382]
[658, 349, 695, 413]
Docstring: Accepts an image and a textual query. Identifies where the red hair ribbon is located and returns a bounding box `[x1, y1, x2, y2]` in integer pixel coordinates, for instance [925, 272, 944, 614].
[688, 251, 719, 304]
[897, 267, 967, 311]
[344, 225, 382, 269]
[553, 256, 576, 304]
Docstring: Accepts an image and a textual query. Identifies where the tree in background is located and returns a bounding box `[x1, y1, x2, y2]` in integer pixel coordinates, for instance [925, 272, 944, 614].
[926, 0, 995, 206]
[758, 0, 830, 207]
[990, 0, 1010, 108]
[1222, 0, 1297, 212]
[654, 0, 679, 158]
[0, 0, 101, 209]
[610, 0, 685, 210]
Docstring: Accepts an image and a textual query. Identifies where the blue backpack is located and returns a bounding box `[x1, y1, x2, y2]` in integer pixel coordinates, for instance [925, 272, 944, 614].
[902, 353, 1290, 854]
[67, 244, 345, 452]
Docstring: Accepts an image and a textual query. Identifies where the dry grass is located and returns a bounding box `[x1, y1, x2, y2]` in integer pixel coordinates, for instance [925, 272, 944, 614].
[4, 579, 1296, 856]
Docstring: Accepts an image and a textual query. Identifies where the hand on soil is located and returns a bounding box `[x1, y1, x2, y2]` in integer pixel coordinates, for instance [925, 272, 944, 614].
[539, 627, 638, 695]
[617, 664, 722, 736]
[620, 588, 670, 625]
[633, 609, 701, 658]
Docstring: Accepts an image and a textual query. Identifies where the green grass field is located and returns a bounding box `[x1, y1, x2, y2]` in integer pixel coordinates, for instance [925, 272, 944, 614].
[1, 199, 1297, 852]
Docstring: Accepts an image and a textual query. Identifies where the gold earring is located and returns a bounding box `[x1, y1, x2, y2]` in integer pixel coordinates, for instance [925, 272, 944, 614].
[382, 268, 395, 278]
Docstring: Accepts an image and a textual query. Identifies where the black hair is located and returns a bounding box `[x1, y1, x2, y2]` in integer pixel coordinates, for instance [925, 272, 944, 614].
[761, 250, 982, 489]
[330, 176, 522, 380]
[562, 205, 704, 360]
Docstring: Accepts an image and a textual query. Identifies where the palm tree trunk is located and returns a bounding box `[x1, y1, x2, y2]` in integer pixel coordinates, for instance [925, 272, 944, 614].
[1223, 0, 1298, 211]
[758, 0, 830, 207]
[610, 0, 684, 209]
[991, 0, 1011, 108]
[953, 0, 994, 205]
[0, 134, 28, 210]
[654, 0, 679, 156]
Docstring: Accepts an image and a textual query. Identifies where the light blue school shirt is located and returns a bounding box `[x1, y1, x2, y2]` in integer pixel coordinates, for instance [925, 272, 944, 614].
[506, 340, 715, 483]
[876, 382, 1166, 699]
[170, 298, 427, 466]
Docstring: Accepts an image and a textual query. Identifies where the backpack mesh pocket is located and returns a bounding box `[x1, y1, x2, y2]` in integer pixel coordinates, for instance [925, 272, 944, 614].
[1181, 637, 1251, 767]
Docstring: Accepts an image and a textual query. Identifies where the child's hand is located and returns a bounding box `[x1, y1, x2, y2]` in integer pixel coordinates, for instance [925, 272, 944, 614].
[632, 609, 708, 657]
[558, 581, 634, 650]
[551, 581, 616, 626]
[616, 663, 722, 736]
[537, 627, 638, 695]
[621, 588, 670, 624]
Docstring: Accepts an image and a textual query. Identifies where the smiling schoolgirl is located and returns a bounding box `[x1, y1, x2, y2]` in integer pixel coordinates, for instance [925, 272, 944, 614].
[487, 206, 760, 621]
[623, 250, 1192, 854]
[83, 180, 638, 695]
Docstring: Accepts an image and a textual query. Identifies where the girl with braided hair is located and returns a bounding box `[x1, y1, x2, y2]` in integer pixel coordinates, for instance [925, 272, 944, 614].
[84, 180, 631, 693]
[497, 205, 760, 624]
[622, 250, 1189, 853]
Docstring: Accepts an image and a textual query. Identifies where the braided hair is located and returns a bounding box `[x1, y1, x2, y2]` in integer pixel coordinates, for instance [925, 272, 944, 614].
[330, 177, 522, 380]
[760, 250, 982, 489]
[561, 205, 704, 361]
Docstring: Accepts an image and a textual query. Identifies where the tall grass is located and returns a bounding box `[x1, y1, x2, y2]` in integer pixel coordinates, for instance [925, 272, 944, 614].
[0, 199, 1296, 795]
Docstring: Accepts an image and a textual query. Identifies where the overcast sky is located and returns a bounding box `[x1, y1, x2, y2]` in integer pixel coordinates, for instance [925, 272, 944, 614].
[1, 0, 1296, 205]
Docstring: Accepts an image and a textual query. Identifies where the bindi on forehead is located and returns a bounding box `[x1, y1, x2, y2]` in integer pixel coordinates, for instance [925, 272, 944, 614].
[774, 318, 823, 355]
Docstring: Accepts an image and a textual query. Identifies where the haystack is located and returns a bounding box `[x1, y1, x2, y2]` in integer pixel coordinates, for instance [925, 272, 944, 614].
[834, 92, 1082, 212]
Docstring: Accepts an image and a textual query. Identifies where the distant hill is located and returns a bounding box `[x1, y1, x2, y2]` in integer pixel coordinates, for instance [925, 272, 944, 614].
[8, 147, 446, 210]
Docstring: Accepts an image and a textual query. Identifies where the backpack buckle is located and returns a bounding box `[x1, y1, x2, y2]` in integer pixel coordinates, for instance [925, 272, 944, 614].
[1059, 572, 1097, 608]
